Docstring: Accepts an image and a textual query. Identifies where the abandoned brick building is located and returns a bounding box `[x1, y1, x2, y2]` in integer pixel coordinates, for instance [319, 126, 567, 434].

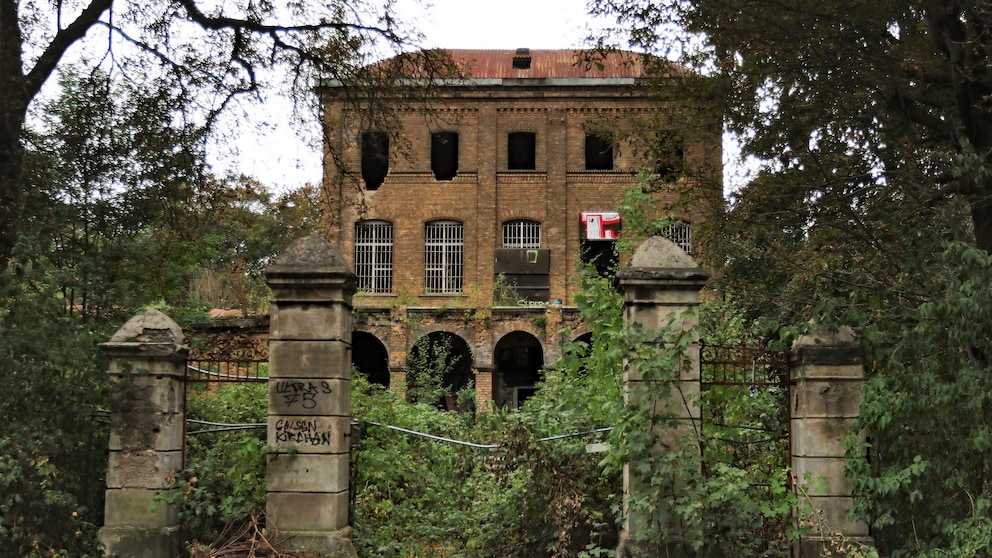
[319, 48, 721, 409]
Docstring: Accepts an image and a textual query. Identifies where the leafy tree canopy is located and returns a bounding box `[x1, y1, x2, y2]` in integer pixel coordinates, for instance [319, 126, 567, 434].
[591, 1, 991, 320]
[591, 1, 992, 554]
[0, 0, 447, 273]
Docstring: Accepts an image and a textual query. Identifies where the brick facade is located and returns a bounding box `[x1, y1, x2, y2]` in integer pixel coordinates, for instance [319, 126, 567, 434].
[319, 49, 721, 409]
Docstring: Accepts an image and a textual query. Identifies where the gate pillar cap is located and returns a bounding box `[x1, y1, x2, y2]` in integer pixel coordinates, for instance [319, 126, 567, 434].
[100, 308, 188, 361]
[793, 322, 856, 349]
[617, 236, 709, 283]
[265, 235, 350, 277]
[108, 308, 184, 344]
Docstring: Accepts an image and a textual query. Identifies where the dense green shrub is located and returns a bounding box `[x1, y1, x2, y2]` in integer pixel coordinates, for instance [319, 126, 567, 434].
[0, 269, 110, 557]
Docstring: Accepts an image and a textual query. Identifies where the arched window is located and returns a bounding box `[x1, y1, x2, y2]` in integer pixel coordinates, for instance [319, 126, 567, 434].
[660, 220, 692, 254]
[354, 220, 393, 293]
[502, 219, 541, 249]
[425, 220, 464, 293]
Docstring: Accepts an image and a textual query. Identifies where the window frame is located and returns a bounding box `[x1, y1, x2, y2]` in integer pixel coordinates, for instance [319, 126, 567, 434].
[354, 220, 394, 294]
[502, 219, 541, 249]
[424, 220, 464, 294]
[660, 220, 692, 254]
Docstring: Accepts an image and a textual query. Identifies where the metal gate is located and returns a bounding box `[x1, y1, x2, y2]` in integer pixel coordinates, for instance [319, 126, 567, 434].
[183, 332, 269, 464]
[699, 340, 792, 477]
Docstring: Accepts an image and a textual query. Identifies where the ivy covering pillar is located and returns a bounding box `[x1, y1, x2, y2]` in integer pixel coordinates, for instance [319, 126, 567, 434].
[616, 236, 709, 557]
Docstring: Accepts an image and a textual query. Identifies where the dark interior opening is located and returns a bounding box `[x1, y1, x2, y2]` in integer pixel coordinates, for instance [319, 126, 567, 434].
[507, 132, 537, 170]
[585, 133, 614, 170]
[580, 239, 619, 278]
[361, 131, 389, 190]
[512, 48, 532, 70]
[654, 131, 684, 180]
[431, 131, 459, 180]
[352, 331, 390, 387]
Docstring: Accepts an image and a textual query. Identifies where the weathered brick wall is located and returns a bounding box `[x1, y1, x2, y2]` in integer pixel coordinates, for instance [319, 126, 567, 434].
[318, 61, 722, 407]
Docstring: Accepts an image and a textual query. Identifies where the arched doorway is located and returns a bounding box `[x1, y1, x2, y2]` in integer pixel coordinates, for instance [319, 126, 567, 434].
[495, 331, 544, 409]
[407, 331, 473, 410]
[352, 331, 390, 387]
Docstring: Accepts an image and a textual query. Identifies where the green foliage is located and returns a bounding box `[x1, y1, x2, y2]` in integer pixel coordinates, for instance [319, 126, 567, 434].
[493, 273, 521, 306]
[405, 334, 464, 406]
[21, 67, 320, 320]
[847, 242, 992, 556]
[163, 383, 269, 547]
[350, 375, 619, 557]
[0, 262, 110, 556]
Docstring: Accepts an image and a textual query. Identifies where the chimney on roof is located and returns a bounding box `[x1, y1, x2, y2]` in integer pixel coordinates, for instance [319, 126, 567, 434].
[512, 48, 532, 70]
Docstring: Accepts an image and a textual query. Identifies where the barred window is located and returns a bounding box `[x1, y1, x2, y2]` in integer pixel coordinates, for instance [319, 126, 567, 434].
[661, 220, 692, 254]
[502, 219, 541, 249]
[425, 221, 464, 294]
[355, 220, 393, 293]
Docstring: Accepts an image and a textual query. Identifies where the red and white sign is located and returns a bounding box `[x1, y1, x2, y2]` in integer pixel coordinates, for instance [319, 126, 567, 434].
[580, 212, 621, 240]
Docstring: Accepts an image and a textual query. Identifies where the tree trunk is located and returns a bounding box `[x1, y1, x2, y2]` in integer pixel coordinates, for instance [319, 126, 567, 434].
[0, 108, 26, 273]
[0, 0, 27, 274]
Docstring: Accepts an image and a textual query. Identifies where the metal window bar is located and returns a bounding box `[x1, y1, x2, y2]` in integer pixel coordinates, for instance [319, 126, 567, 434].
[425, 221, 463, 293]
[355, 221, 393, 293]
[502, 220, 541, 249]
[660, 221, 692, 254]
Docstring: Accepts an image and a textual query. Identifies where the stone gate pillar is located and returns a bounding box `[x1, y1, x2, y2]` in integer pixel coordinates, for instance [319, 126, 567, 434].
[99, 308, 187, 558]
[615, 237, 709, 557]
[264, 235, 358, 556]
[790, 324, 872, 556]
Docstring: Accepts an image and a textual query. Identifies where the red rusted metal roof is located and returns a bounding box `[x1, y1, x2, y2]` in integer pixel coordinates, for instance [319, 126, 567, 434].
[442, 49, 647, 79]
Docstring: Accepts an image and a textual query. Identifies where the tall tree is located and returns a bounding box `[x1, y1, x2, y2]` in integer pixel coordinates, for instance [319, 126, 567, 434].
[587, 1, 992, 322]
[592, 1, 992, 553]
[0, 0, 436, 273]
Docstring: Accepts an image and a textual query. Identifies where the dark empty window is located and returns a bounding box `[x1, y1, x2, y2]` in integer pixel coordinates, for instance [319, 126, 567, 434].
[580, 239, 619, 278]
[585, 133, 614, 170]
[507, 132, 536, 170]
[654, 131, 684, 180]
[431, 132, 459, 180]
[512, 48, 532, 70]
[361, 132, 389, 190]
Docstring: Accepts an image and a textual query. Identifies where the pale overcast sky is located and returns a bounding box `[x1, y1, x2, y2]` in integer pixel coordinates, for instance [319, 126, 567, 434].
[229, 0, 606, 191]
[412, 0, 602, 49]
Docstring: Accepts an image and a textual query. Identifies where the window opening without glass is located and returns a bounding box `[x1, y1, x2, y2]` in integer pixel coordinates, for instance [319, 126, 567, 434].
[431, 132, 459, 180]
[361, 131, 389, 190]
[507, 132, 536, 170]
[585, 132, 614, 170]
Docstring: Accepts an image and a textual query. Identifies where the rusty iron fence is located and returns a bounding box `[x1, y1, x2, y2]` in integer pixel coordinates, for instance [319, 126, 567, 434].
[699, 340, 793, 479]
[186, 332, 269, 384]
